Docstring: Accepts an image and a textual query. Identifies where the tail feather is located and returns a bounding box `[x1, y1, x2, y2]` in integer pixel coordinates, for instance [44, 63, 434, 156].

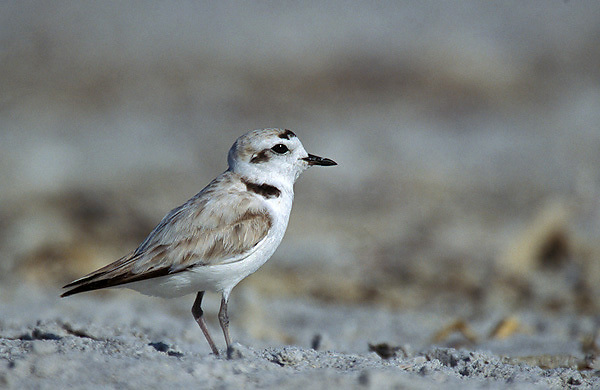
[61, 253, 137, 297]
[61, 266, 177, 297]
[61, 279, 115, 297]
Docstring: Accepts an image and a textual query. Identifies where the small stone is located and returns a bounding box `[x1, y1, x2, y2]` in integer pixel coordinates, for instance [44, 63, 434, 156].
[357, 370, 369, 385]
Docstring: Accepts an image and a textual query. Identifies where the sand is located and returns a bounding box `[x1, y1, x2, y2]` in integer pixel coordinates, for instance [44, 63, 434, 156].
[1, 286, 598, 389]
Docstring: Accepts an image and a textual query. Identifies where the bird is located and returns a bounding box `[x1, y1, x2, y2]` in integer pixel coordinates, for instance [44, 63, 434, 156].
[61, 128, 337, 356]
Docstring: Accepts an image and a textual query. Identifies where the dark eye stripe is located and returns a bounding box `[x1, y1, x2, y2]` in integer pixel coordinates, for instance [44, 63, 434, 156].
[250, 150, 270, 163]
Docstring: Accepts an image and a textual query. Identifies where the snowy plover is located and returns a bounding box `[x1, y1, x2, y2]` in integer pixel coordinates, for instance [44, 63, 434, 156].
[62, 128, 336, 355]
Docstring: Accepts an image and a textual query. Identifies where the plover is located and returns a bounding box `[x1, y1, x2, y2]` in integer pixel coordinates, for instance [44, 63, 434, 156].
[61, 128, 336, 356]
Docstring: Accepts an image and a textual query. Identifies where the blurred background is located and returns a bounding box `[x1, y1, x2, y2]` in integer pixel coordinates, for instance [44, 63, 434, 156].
[2, 1, 600, 350]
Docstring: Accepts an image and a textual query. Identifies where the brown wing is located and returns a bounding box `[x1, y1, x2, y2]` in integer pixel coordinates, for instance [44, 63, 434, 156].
[61, 173, 272, 297]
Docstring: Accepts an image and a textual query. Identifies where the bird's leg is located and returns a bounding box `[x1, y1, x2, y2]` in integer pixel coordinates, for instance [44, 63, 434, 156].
[218, 295, 233, 357]
[191, 291, 219, 355]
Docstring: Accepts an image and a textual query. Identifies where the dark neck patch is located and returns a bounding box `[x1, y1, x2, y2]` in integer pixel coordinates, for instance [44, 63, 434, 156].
[242, 178, 281, 199]
[278, 129, 296, 140]
[250, 150, 270, 164]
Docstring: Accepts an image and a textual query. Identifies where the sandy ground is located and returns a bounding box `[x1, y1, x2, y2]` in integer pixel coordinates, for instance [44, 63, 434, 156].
[2, 1, 600, 389]
[1, 284, 599, 389]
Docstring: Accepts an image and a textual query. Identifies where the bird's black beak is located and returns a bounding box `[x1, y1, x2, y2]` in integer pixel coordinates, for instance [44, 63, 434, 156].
[302, 154, 337, 166]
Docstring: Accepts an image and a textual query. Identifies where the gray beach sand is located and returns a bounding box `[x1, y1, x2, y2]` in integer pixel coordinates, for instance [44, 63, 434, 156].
[1, 285, 598, 389]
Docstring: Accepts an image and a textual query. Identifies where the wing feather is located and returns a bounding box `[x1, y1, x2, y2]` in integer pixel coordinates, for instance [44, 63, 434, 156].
[61, 172, 272, 296]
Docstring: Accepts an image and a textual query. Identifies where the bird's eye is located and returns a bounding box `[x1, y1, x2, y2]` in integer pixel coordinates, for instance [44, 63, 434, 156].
[271, 144, 289, 154]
